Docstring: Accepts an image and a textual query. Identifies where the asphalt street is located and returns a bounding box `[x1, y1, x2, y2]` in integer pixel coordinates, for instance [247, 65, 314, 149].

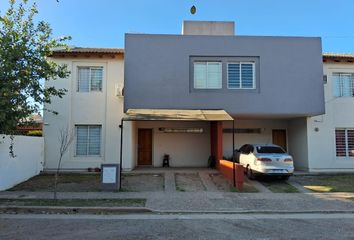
[1, 213, 354, 240]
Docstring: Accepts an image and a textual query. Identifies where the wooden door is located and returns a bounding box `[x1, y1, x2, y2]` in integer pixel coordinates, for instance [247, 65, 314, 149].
[138, 129, 152, 165]
[272, 129, 287, 151]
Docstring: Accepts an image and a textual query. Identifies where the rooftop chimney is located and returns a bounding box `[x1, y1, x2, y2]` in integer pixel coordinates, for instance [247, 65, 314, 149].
[182, 21, 235, 36]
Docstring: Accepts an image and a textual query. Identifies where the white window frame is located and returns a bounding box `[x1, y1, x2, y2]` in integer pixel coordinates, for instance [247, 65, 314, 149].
[332, 73, 354, 97]
[335, 128, 354, 158]
[77, 67, 103, 92]
[75, 125, 102, 157]
[193, 61, 222, 89]
[227, 62, 256, 89]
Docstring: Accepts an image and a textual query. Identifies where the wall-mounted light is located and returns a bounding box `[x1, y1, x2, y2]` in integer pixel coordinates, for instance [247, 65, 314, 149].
[158, 127, 203, 133]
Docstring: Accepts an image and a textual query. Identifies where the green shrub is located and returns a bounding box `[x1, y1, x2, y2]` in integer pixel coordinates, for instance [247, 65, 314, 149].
[27, 130, 43, 137]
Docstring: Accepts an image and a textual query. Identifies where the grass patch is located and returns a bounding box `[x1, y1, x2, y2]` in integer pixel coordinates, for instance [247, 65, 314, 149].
[304, 185, 333, 192]
[176, 186, 186, 192]
[0, 198, 146, 207]
[9, 173, 101, 192]
[260, 180, 299, 193]
[230, 182, 259, 193]
[294, 175, 354, 193]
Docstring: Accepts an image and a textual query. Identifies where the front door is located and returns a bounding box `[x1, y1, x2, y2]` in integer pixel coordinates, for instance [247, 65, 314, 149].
[138, 129, 152, 166]
[272, 129, 287, 151]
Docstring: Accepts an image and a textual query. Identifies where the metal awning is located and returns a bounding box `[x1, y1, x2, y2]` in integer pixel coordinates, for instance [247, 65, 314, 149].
[123, 109, 233, 121]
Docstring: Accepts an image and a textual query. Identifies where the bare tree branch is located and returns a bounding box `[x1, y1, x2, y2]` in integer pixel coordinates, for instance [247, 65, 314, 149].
[54, 125, 73, 200]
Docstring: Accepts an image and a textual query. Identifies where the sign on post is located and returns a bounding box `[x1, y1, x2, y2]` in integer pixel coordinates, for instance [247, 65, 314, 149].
[101, 164, 120, 191]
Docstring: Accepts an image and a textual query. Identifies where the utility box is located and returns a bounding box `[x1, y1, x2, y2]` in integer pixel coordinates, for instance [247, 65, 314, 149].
[101, 164, 120, 191]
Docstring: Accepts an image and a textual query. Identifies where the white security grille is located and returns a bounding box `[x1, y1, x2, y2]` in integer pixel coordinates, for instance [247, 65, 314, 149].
[77, 67, 103, 92]
[333, 73, 354, 97]
[335, 129, 354, 157]
[76, 125, 101, 156]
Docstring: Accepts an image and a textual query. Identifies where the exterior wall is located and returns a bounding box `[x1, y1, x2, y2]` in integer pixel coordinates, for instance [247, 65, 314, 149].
[125, 34, 324, 117]
[0, 135, 43, 190]
[134, 121, 211, 167]
[288, 118, 309, 170]
[44, 57, 133, 171]
[307, 62, 354, 172]
[182, 21, 235, 36]
[222, 119, 289, 158]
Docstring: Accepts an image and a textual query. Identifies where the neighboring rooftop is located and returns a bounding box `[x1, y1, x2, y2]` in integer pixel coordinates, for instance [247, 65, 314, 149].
[323, 53, 354, 62]
[51, 46, 353, 63]
[50, 47, 124, 58]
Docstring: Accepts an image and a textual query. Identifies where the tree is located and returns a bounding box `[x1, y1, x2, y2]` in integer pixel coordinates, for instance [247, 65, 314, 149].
[0, 0, 71, 134]
[53, 126, 73, 200]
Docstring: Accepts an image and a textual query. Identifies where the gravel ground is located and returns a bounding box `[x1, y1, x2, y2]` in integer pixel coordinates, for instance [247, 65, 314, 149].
[121, 174, 164, 192]
[175, 173, 206, 192]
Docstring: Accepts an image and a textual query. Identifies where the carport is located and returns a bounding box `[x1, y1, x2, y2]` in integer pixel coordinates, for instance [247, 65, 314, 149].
[119, 109, 236, 188]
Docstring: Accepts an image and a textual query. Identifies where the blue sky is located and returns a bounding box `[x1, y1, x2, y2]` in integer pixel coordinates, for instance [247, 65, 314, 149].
[1, 0, 354, 53]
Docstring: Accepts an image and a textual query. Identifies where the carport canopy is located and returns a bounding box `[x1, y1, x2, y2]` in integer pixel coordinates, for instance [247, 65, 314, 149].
[123, 109, 234, 121]
[119, 108, 235, 189]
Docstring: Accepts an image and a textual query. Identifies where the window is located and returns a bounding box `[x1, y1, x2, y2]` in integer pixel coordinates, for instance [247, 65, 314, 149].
[77, 67, 103, 92]
[194, 62, 222, 89]
[227, 62, 255, 89]
[256, 146, 285, 154]
[76, 125, 102, 156]
[335, 129, 354, 157]
[333, 73, 354, 97]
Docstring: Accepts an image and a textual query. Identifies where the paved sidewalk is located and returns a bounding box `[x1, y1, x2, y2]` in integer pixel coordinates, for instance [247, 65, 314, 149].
[1, 191, 354, 213]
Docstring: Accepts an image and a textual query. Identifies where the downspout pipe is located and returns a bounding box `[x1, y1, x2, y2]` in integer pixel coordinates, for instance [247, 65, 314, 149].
[119, 119, 124, 190]
[232, 119, 236, 187]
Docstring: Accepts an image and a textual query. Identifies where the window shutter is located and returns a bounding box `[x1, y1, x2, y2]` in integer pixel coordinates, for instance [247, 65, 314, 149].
[347, 130, 354, 157]
[342, 74, 352, 97]
[332, 74, 341, 97]
[206, 62, 222, 89]
[78, 68, 90, 92]
[228, 63, 240, 88]
[88, 126, 101, 155]
[194, 62, 207, 89]
[76, 126, 88, 155]
[335, 129, 346, 157]
[91, 68, 103, 91]
[241, 63, 254, 88]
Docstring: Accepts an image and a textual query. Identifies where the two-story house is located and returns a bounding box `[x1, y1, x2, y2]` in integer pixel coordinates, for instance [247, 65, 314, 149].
[122, 21, 324, 170]
[44, 48, 127, 170]
[305, 54, 354, 172]
[44, 21, 354, 173]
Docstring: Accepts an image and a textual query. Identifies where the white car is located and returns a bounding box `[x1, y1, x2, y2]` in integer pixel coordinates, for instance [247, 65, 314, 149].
[236, 144, 294, 180]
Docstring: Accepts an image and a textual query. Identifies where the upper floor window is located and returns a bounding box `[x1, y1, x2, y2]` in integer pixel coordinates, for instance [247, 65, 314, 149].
[77, 67, 103, 92]
[194, 62, 222, 89]
[335, 129, 354, 158]
[333, 73, 354, 97]
[76, 125, 102, 156]
[227, 62, 255, 89]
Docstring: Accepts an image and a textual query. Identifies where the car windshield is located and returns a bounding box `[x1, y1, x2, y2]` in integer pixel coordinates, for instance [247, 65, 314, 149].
[256, 146, 285, 154]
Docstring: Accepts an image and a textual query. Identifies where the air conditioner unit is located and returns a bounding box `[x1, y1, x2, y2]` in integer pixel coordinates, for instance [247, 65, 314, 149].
[115, 84, 124, 97]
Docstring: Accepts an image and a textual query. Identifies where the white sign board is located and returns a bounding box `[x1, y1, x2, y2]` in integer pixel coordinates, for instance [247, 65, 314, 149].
[102, 167, 117, 184]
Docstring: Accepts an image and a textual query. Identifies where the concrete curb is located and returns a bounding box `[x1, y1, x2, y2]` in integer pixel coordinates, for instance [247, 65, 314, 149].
[0, 206, 152, 215]
[152, 210, 354, 215]
[1, 206, 354, 215]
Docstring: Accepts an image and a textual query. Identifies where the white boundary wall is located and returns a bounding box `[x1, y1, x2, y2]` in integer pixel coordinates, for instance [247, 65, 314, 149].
[0, 135, 43, 191]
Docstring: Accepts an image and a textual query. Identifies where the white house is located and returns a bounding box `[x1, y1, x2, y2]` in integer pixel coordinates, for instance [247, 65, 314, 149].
[305, 53, 354, 172]
[43, 48, 135, 171]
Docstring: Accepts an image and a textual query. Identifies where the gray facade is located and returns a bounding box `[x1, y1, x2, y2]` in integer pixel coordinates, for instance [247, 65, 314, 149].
[124, 34, 324, 117]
